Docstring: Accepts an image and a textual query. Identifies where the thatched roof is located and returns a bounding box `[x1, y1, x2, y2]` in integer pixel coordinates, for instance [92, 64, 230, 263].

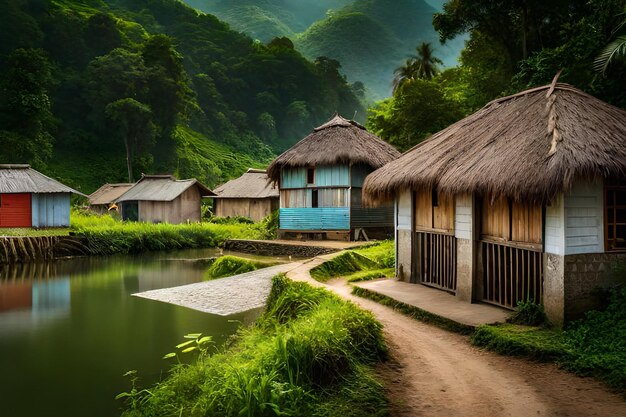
[89, 183, 134, 205]
[267, 115, 401, 182]
[363, 83, 626, 205]
[213, 169, 278, 199]
[117, 175, 214, 202]
[0, 164, 87, 197]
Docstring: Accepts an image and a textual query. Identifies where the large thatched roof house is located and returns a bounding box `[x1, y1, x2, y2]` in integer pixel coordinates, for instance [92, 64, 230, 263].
[363, 83, 626, 324]
[0, 164, 86, 228]
[268, 115, 401, 240]
[212, 169, 278, 222]
[117, 174, 214, 224]
[88, 183, 134, 214]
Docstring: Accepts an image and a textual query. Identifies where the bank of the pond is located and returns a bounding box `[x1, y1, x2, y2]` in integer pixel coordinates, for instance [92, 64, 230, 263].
[203, 255, 280, 280]
[121, 275, 389, 417]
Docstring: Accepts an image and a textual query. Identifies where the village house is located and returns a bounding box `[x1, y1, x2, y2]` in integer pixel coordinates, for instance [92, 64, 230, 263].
[88, 183, 134, 214]
[212, 168, 279, 222]
[267, 115, 401, 241]
[116, 174, 214, 224]
[363, 83, 626, 325]
[0, 164, 86, 228]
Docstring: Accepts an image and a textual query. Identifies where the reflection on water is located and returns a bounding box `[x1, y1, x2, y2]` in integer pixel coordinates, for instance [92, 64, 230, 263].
[0, 248, 270, 417]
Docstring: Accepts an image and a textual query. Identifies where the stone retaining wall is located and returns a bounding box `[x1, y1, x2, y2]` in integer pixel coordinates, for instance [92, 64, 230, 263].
[224, 239, 339, 258]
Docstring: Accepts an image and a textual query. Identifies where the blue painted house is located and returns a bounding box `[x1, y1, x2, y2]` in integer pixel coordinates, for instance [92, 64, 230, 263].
[267, 115, 401, 240]
[0, 165, 86, 228]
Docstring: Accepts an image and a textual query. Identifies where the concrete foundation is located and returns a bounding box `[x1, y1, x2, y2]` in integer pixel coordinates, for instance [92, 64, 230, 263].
[396, 229, 412, 282]
[455, 238, 473, 301]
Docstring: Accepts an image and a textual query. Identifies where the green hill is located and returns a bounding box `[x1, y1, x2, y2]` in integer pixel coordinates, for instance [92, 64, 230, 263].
[295, 12, 403, 98]
[0, 0, 364, 193]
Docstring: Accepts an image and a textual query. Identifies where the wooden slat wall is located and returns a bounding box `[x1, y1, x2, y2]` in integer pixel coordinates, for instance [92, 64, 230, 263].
[511, 202, 542, 244]
[482, 196, 542, 244]
[433, 193, 454, 232]
[414, 190, 432, 229]
[482, 196, 509, 240]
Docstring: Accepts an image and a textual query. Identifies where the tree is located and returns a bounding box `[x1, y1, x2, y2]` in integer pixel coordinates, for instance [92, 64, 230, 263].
[0, 48, 54, 167]
[393, 43, 443, 93]
[105, 98, 156, 182]
[595, 9, 626, 74]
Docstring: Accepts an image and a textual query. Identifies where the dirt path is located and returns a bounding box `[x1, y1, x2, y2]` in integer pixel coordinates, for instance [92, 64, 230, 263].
[288, 263, 626, 417]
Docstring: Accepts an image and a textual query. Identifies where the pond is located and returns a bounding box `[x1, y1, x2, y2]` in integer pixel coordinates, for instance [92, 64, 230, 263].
[0, 249, 277, 417]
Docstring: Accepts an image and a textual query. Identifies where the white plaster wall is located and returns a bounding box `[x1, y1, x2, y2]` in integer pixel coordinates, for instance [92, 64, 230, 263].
[544, 194, 565, 255]
[455, 193, 472, 240]
[396, 190, 412, 281]
[564, 180, 604, 255]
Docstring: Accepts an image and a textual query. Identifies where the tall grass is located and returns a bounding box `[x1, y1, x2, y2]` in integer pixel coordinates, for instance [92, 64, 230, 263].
[310, 240, 395, 282]
[70, 209, 265, 255]
[203, 255, 278, 280]
[120, 275, 388, 417]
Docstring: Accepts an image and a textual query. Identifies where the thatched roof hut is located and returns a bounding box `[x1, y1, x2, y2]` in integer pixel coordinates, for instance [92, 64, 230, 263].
[267, 115, 401, 182]
[363, 83, 626, 204]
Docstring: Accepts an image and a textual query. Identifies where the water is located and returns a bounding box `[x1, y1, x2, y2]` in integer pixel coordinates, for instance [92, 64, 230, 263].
[0, 249, 271, 417]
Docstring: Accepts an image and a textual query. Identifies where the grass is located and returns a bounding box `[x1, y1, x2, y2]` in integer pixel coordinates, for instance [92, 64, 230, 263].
[310, 240, 394, 282]
[203, 255, 279, 280]
[471, 286, 626, 392]
[0, 228, 70, 237]
[119, 274, 389, 417]
[70, 209, 266, 255]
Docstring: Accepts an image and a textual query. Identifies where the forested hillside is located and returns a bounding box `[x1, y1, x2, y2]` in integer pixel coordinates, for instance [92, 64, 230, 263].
[0, 0, 364, 192]
[184, 0, 465, 99]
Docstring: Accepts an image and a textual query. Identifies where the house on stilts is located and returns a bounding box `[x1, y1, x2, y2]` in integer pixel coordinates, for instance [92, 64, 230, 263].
[0, 164, 86, 228]
[267, 115, 401, 241]
[363, 83, 626, 325]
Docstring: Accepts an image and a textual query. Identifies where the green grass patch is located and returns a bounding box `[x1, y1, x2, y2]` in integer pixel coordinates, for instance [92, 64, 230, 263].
[0, 228, 70, 237]
[203, 255, 278, 280]
[70, 210, 264, 255]
[119, 275, 389, 417]
[310, 240, 395, 282]
[471, 287, 626, 392]
[351, 286, 474, 335]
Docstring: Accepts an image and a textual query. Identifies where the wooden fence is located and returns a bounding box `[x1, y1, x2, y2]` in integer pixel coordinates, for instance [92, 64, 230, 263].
[412, 231, 457, 292]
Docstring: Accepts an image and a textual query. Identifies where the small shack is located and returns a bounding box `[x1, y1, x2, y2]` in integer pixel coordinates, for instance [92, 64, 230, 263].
[212, 169, 279, 222]
[0, 164, 85, 228]
[363, 82, 626, 325]
[88, 183, 134, 214]
[116, 174, 214, 224]
[267, 115, 401, 241]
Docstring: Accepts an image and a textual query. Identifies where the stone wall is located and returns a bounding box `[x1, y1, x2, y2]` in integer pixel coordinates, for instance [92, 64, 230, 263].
[224, 239, 339, 258]
[455, 238, 473, 301]
[563, 252, 626, 321]
[396, 229, 412, 282]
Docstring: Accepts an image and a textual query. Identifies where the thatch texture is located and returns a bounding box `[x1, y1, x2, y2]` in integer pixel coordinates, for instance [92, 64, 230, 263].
[213, 169, 278, 199]
[267, 115, 401, 182]
[89, 183, 134, 205]
[117, 175, 214, 202]
[0, 164, 86, 196]
[363, 84, 626, 205]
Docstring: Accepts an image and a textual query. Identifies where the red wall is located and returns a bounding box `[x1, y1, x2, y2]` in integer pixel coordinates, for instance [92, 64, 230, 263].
[0, 193, 32, 227]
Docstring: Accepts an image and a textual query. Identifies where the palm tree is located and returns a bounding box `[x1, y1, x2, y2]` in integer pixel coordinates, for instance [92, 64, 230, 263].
[392, 42, 443, 94]
[594, 14, 626, 74]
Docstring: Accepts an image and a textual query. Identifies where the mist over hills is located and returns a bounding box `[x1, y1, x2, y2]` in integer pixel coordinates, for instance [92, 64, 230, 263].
[184, 0, 464, 99]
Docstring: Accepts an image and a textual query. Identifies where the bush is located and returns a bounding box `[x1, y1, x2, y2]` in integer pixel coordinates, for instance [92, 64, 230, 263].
[508, 300, 548, 326]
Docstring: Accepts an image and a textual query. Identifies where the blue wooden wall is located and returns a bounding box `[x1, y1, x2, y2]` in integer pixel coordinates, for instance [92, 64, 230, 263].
[280, 208, 350, 230]
[281, 165, 349, 188]
[32, 193, 71, 227]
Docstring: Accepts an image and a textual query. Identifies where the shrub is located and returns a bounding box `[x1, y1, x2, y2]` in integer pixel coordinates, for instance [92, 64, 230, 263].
[508, 300, 548, 326]
[203, 255, 277, 280]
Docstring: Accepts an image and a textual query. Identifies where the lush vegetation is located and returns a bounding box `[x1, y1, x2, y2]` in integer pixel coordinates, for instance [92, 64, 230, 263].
[203, 255, 277, 280]
[472, 287, 626, 391]
[0, 0, 363, 193]
[70, 210, 264, 255]
[119, 274, 389, 416]
[310, 240, 394, 282]
[369, 0, 626, 151]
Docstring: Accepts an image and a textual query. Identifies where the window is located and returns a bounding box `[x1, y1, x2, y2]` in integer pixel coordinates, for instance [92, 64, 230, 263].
[605, 179, 626, 251]
[312, 189, 319, 208]
[307, 167, 315, 185]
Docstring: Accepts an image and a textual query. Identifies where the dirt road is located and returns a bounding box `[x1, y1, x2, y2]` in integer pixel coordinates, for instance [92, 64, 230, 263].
[321, 277, 626, 417]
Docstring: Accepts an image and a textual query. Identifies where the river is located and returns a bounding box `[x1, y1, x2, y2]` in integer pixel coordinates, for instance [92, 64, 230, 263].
[0, 249, 272, 417]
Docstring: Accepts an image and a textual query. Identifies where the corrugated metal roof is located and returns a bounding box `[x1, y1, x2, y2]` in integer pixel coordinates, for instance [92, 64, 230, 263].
[117, 175, 215, 202]
[89, 183, 134, 205]
[213, 169, 279, 199]
[0, 165, 87, 196]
